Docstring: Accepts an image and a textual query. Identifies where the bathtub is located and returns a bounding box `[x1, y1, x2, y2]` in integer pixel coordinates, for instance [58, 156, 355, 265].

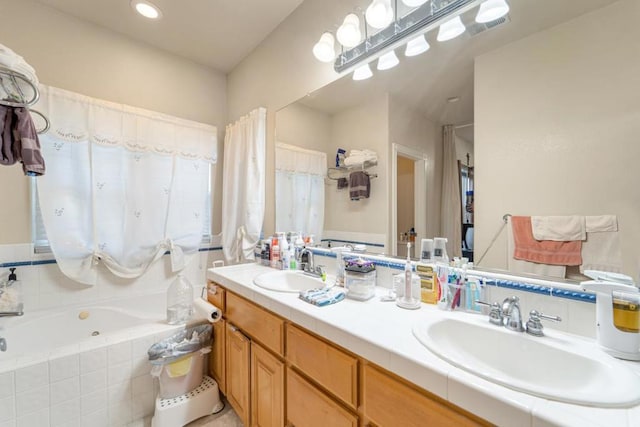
[0, 292, 207, 426]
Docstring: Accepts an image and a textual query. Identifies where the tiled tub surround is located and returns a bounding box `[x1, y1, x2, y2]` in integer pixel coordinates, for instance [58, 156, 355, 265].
[208, 262, 640, 427]
[0, 292, 200, 427]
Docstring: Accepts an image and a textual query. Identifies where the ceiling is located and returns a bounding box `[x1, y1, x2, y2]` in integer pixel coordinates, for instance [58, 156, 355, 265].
[33, 0, 305, 72]
[298, 0, 620, 136]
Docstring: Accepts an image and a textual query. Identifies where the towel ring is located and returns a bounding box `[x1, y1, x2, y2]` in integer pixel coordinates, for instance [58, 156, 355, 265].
[29, 109, 50, 134]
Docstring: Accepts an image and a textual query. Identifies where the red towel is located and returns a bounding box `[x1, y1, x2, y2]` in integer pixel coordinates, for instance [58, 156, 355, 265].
[511, 216, 582, 266]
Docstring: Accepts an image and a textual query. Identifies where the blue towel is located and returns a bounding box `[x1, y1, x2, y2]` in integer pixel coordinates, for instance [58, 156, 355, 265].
[299, 287, 346, 306]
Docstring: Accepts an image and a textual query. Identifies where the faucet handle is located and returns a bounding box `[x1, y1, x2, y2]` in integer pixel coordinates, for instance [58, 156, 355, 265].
[475, 300, 503, 326]
[526, 309, 561, 337]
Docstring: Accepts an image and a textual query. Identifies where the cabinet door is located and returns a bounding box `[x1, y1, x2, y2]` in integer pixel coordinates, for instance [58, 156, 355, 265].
[209, 318, 226, 394]
[287, 368, 357, 427]
[226, 323, 251, 426]
[362, 364, 487, 427]
[251, 342, 284, 427]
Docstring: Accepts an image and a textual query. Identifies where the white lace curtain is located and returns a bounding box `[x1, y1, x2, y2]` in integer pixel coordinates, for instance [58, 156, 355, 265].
[275, 142, 326, 241]
[441, 125, 462, 258]
[221, 108, 266, 263]
[34, 86, 217, 285]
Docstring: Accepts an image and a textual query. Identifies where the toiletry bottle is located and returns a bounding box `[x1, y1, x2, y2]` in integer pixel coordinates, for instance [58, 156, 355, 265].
[280, 234, 290, 270]
[271, 244, 280, 269]
[166, 273, 194, 325]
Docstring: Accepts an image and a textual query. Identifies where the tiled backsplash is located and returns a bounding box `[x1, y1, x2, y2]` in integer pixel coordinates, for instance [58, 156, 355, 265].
[0, 243, 225, 312]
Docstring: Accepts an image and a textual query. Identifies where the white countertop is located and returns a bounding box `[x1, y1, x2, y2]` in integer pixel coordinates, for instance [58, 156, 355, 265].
[207, 263, 640, 427]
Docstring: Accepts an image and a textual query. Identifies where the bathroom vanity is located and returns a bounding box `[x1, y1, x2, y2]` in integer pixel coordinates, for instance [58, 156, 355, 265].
[206, 263, 640, 427]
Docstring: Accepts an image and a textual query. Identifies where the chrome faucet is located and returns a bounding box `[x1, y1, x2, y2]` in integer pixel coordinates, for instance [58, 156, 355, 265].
[501, 296, 524, 332]
[298, 248, 325, 278]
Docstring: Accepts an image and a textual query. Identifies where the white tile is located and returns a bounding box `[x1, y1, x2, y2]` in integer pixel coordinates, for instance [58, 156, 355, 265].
[0, 372, 14, 399]
[532, 399, 629, 427]
[131, 391, 155, 420]
[0, 395, 15, 422]
[15, 362, 48, 393]
[15, 385, 49, 417]
[108, 380, 132, 405]
[108, 342, 132, 366]
[81, 410, 108, 427]
[81, 369, 107, 394]
[80, 347, 108, 374]
[567, 301, 596, 338]
[81, 389, 107, 415]
[109, 401, 132, 426]
[131, 336, 156, 360]
[131, 357, 151, 378]
[131, 375, 153, 397]
[108, 361, 132, 385]
[49, 398, 80, 427]
[0, 420, 15, 427]
[50, 376, 80, 406]
[49, 354, 79, 383]
[16, 408, 49, 427]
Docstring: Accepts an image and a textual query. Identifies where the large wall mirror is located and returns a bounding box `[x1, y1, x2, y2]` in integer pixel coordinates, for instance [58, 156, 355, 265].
[275, 0, 640, 282]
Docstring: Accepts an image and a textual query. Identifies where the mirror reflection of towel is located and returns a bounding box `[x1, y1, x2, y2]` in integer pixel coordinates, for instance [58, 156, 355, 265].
[349, 171, 370, 201]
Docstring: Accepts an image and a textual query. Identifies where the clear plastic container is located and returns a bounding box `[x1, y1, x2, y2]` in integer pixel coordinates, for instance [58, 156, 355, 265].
[345, 270, 376, 300]
[166, 274, 194, 325]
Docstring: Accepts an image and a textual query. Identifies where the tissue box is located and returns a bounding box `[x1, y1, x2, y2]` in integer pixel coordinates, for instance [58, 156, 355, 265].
[344, 259, 376, 301]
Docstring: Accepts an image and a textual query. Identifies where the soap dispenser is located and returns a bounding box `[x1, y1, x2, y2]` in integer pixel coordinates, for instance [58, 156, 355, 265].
[581, 271, 640, 361]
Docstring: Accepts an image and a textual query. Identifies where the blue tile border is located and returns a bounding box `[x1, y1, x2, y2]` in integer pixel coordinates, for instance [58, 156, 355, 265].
[0, 246, 223, 269]
[320, 238, 385, 248]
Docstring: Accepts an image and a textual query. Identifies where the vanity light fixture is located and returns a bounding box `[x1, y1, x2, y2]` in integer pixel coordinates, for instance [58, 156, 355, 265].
[315, 0, 510, 78]
[130, 0, 162, 19]
[336, 14, 362, 48]
[313, 32, 336, 62]
[366, 0, 394, 29]
[377, 50, 399, 70]
[437, 16, 466, 41]
[404, 34, 430, 56]
[352, 63, 374, 80]
[475, 0, 509, 23]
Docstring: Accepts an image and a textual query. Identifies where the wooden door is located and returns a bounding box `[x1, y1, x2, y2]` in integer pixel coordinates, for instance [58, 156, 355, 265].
[226, 323, 251, 426]
[251, 342, 284, 427]
[209, 317, 226, 394]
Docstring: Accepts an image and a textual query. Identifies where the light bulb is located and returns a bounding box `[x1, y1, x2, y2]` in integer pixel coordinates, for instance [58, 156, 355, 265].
[437, 16, 465, 42]
[336, 14, 362, 48]
[313, 33, 336, 63]
[401, 0, 428, 7]
[131, 0, 162, 19]
[377, 50, 399, 70]
[404, 35, 430, 57]
[476, 0, 510, 23]
[365, 0, 394, 29]
[353, 64, 373, 80]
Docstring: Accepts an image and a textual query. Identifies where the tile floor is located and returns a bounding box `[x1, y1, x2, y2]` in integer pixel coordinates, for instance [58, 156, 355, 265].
[187, 400, 243, 427]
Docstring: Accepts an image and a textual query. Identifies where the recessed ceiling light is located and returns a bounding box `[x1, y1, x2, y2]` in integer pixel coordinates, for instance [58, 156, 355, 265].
[131, 0, 162, 20]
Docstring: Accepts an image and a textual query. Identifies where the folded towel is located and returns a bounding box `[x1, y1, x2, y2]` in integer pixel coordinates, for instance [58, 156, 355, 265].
[0, 105, 16, 165]
[512, 216, 582, 266]
[344, 155, 377, 167]
[299, 287, 346, 306]
[531, 216, 586, 241]
[349, 171, 370, 201]
[585, 215, 618, 232]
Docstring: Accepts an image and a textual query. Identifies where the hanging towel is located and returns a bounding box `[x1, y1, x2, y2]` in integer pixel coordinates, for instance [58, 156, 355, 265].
[349, 171, 370, 201]
[531, 216, 586, 241]
[511, 216, 582, 266]
[337, 177, 348, 189]
[13, 107, 45, 176]
[580, 215, 623, 273]
[0, 105, 15, 165]
[506, 216, 566, 278]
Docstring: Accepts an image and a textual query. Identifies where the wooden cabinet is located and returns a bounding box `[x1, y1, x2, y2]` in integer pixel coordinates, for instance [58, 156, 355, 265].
[251, 342, 284, 427]
[226, 323, 251, 426]
[209, 318, 226, 394]
[286, 368, 358, 427]
[286, 324, 358, 409]
[206, 281, 226, 312]
[226, 291, 284, 356]
[361, 363, 489, 427]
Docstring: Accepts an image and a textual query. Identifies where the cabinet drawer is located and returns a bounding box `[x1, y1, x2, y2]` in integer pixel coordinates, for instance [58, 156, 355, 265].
[286, 324, 358, 409]
[362, 364, 487, 427]
[286, 368, 357, 427]
[226, 292, 284, 357]
[207, 281, 226, 313]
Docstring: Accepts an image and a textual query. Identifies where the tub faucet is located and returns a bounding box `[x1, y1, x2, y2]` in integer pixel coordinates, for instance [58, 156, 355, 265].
[502, 296, 524, 332]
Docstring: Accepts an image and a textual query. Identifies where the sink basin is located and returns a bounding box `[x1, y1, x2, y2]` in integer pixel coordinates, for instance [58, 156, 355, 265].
[412, 314, 640, 407]
[253, 270, 326, 293]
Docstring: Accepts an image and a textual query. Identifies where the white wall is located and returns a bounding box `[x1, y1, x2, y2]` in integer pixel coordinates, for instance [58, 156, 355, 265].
[475, 0, 640, 278]
[275, 102, 331, 151]
[0, 0, 227, 244]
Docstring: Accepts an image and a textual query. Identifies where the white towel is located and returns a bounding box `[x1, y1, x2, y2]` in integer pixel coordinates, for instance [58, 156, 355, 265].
[507, 217, 566, 278]
[531, 216, 586, 241]
[581, 215, 622, 273]
[585, 215, 618, 232]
